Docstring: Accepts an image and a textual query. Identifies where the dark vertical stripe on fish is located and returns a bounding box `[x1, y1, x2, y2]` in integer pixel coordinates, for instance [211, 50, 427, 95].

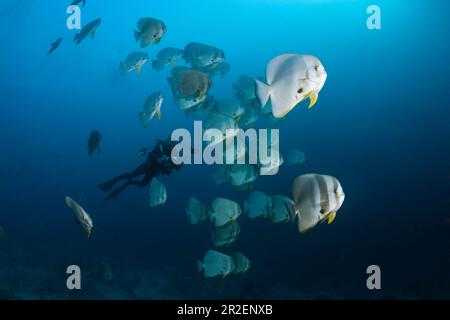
[331, 177, 338, 210]
[316, 174, 330, 213]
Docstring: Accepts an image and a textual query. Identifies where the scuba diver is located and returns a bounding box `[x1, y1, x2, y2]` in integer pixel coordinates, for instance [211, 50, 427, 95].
[99, 138, 182, 201]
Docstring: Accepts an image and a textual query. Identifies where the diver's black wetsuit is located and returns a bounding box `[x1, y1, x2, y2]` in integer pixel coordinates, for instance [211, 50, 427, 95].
[99, 139, 182, 201]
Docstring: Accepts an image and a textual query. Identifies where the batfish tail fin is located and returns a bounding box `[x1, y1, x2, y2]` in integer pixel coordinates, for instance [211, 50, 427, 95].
[197, 260, 205, 272]
[133, 30, 141, 42]
[255, 79, 271, 109]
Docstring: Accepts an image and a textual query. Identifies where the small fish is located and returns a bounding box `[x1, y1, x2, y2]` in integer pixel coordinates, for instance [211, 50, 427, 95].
[208, 198, 241, 227]
[232, 253, 251, 274]
[134, 17, 167, 48]
[228, 164, 258, 187]
[47, 37, 62, 56]
[212, 222, 240, 247]
[244, 191, 272, 219]
[186, 197, 208, 225]
[197, 250, 235, 278]
[168, 67, 212, 99]
[184, 42, 225, 69]
[233, 75, 257, 102]
[88, 130, 102, 156]
[291, 174, 345, 234]
[119, 51, 148, 76]
[65, 196, 94, 238]
[74, 18, 101, 44]
[270, 195, 295, 224]
[256, 54, 327, 118]
[148, 178, 167, 207]
[139, 92, 163, 128]
[152, 47, 184, 71]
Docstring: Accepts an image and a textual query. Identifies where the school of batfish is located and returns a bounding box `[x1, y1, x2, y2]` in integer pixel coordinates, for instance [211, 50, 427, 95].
[45, 1, 344, 279]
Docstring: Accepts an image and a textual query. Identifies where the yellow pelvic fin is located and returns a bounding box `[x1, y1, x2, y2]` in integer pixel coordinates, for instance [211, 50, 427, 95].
[308, 92, 318, 109]
[136, 66, 142, 76]
[91, 30, 96, 39]
[87, 228, 92, 238]
[327, 211, 337, 224]
[156, 110, 161, 120]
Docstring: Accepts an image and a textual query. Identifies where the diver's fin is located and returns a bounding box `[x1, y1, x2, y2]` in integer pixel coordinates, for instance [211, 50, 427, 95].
[133, 30, 141, 42]
[308, 92, 318, 109]
[255, 79, 271, 109]
[327, 211, 337, 224]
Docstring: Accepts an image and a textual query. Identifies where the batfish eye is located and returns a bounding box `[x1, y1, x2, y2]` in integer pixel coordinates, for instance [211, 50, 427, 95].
[314, 65, 319, 71]
[297, 88, 303, 94]
[320, 209, 325, 214]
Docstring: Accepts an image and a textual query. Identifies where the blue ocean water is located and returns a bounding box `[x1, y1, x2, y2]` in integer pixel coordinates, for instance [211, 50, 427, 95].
[0, 0, 449, 299]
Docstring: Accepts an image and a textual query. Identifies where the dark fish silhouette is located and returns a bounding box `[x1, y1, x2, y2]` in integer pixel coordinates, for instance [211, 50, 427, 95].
[88, 130, 102, 156]
[71, 0, 86, 7]
[47, 37, 62, 56]
[74, 18, 101, 44]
